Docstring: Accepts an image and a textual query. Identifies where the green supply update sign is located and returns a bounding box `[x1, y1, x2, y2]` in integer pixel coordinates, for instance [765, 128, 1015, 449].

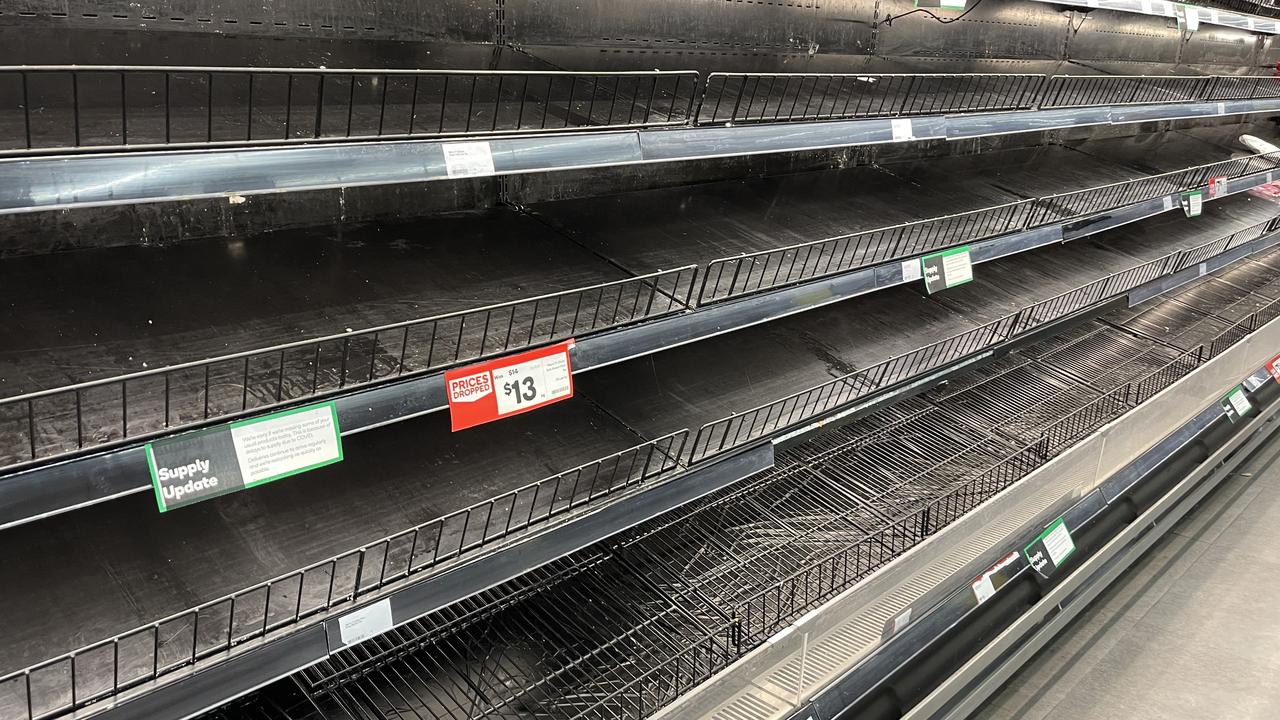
[921, 245, 974, 294]
[146, 401, 343, 512]
[1023, 517, 1076, 580]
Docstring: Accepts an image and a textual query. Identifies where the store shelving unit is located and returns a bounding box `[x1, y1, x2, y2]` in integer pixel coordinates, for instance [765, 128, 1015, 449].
[6, 3, 1280, 720]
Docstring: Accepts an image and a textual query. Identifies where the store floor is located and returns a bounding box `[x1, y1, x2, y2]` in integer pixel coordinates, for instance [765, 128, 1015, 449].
[974, 428, 1280, 720]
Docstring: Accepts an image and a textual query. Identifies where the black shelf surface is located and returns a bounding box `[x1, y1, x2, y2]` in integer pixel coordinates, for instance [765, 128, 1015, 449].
[531, 145, 1141, 276]
[0, 210, 623, 399]
[578, 197, 1276, 439]
[0, 398, 644, 677]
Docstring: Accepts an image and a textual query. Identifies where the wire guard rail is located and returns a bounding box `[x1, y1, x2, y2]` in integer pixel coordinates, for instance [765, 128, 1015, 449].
[0, 431, 688, 720]
[698, 152, 1279, 306]
[1026, 151, 1280, 226]
[686, 215, 1280, 462]
[0, 66, 701, 154]
[696, 73, 1045, 124]
[5, 68, 1280, 154]
[0, 266, 696, 469]
[698, 200, 1036, 305]
[1040, 75, 1210, 108]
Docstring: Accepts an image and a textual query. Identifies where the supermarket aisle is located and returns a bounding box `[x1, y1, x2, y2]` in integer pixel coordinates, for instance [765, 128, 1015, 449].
[975, 429, 1280, 720]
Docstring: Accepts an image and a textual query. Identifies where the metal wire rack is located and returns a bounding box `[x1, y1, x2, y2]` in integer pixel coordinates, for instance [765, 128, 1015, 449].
[0, 66, 701, 155]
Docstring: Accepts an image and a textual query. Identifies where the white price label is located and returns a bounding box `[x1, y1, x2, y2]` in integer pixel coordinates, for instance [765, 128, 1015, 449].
[1209, 8, 1220, 23]
[891, 118, 914, 142]
[902, 259, 922, 282]
[1163, 195, 1176, 211]
[1140, 0, 1153, 12]
[1228, 388, 1253, 417]
[338, 599, 393, 646]
[1248, 17, 1257, 31]
[1245, 373, 1267, 392]
[972, 574, 996, 605]
[892, 607, 913, 633]
[942, 249, 973, 285]
[494, 351, 573, 416]
[1042, 522, 1076, 567]
[230, 404, 341, 485]
[442, 141, 496, 178]
[1217, 102, 1227, 116]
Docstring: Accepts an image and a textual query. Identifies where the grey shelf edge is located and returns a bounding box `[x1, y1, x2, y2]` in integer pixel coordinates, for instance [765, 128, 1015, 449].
[82, 442, 776, 720]
[1028, 0, 1280, 34]
[3, 97, 1279, 215]
[656, 295, 1280, 720]
[3, 167, 1273, 530]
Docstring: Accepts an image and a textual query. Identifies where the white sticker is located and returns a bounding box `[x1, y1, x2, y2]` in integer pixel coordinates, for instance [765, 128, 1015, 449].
[1245, 374, 1267, 391]
[338, 599, 393, 646]
[891, 118, 914, 142]
[972, 574, 996, 605]
[442, 141, 496, 178]
[1140, 0, 1153, 12]
[1228, 388, 1253, 417]
[1042, 522, 1076, 567]
[1218, 102, 1227, 116]
[1183, 191, 1204, 217]
[902, 259, 922, 282]
[942, 249, 974, 285]
[1085, 0, 1099, 7]
[1163, 195, 1176, 211]
[230, 404, 342, 485]
[493, 350, 573, 416]
[1199, 262, 1208, 276]
[1248, 17, 1257, 31]
[892, 607, 913, 634]
[1269, 171, 1276, 183]
[1209, 8, 1220, 23]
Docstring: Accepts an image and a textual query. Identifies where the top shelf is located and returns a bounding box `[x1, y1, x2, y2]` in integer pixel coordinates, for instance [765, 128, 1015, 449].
[1, 67, 1278, 157]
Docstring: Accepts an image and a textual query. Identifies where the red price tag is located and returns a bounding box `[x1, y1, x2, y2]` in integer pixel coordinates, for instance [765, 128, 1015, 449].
[1208, 176, 1225, 197]
[445, 340, 576, 431]
[1267, 354, 1280, 384]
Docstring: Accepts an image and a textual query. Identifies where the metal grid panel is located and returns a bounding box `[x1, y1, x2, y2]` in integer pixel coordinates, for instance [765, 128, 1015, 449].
[0, 67, 702, 154]
[0, 266, 697, 470]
